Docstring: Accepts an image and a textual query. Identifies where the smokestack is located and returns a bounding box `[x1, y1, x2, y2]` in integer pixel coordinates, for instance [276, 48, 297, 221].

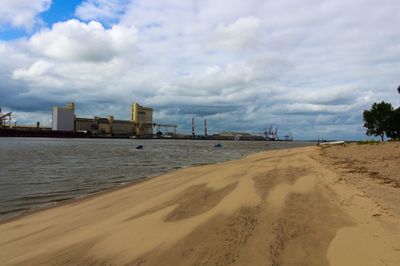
[192, 116, 195, 137]
[204, 119, 207, 136]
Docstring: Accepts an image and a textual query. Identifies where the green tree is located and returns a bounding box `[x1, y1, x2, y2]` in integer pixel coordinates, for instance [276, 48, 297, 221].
[387, 107, 400, 140]
[363, 101, 393, 141]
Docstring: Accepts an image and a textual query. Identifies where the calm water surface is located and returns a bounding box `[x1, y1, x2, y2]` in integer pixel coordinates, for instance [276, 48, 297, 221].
[0, 138, 312, 220]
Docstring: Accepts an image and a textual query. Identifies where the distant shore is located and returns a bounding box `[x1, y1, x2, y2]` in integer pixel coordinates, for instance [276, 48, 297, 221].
[1, 143, 399, 265]
[0, 128, 298, 141]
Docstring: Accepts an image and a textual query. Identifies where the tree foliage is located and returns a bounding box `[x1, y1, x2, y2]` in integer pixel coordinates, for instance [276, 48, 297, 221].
[363, 101, 393, 141]
[387, 107, 400, 140]
[363, 86, 400, 141]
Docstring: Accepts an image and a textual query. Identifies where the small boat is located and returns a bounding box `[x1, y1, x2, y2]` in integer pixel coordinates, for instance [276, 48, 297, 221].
[136, 145, 143, 149]
[318, 141, 345, 146]
[214, 130, 223, 148]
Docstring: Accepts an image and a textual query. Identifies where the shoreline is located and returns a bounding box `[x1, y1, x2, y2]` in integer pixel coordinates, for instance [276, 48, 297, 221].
[0, 176, 149, 224]
[0, 160, 228, 225]
[1, 144, 300, 224]
[0, 162, 219, 224]
[1, 144, 398, 265]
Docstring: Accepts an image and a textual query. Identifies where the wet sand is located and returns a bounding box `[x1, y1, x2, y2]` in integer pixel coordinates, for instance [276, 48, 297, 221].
[1, 144, 399, 265]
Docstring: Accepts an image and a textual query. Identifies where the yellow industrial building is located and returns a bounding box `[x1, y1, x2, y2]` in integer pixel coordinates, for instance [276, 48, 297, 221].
[131, 103, 153, 136]
[53, 102, 154, 137]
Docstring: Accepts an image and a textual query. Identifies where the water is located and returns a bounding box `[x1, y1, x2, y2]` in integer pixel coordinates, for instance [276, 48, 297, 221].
[0, 138, 312, 220]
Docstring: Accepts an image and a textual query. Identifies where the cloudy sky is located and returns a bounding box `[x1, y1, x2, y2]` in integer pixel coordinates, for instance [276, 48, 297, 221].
[1, 0, 399, 139]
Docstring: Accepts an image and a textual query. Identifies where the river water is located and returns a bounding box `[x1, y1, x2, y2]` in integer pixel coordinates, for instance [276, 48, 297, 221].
[0, 138, 312, 220]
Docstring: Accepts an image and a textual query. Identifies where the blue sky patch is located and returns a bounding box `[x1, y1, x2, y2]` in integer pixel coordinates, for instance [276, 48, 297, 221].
[41, 0, 82, 26]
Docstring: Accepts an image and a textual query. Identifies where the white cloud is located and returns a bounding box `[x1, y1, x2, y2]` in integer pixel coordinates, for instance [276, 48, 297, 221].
[0, 0, 51, 29]
[27, 19, 137, 62]
[75, 0, 128, 22]
[213, 16, 261, 51]
[285, 103, 352, 114]
[8, 19, 140, 107]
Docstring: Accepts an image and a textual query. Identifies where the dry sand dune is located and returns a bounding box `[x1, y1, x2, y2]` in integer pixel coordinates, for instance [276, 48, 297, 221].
[0, 144, 399, 265]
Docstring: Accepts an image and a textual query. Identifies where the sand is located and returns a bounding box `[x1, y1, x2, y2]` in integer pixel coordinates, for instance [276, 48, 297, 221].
[0, 143, 399, 265]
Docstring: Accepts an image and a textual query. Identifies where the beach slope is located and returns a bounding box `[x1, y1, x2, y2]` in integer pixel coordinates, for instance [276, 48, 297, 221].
[0, 145, 399, 265]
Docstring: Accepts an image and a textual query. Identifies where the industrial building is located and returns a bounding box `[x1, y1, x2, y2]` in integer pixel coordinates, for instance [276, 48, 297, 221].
[131, 103, 153, 136]
[52, 102, 155, 137]
[52, 102, 75, 131]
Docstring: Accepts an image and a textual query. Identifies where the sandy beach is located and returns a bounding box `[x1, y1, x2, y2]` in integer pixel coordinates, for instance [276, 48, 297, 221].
[1, 143, 399, 265]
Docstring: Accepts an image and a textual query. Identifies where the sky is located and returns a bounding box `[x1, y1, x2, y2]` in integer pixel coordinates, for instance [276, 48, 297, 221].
[0, 0, 399, 140]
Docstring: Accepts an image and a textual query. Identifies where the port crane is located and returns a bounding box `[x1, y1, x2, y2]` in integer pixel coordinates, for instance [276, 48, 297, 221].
[261, 125, 293, 141]
[153, 123, 177, 136]
[284, 131, 293, 141]
[0, 108, 12, 128]
[264, 125, 279, 140]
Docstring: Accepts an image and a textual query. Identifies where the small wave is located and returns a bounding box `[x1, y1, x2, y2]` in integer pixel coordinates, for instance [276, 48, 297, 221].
[0, 207, 30, 216]
[110, 175, 126, 180]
